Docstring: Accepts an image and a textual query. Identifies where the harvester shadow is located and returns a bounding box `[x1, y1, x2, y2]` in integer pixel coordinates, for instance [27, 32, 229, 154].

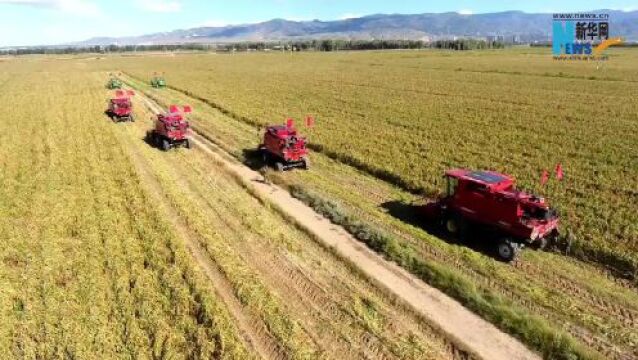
[142, 133, 163, 151]
[103, 111, 115, 122]
[381, 200, 498, 259]
[241, 148, 268, 171]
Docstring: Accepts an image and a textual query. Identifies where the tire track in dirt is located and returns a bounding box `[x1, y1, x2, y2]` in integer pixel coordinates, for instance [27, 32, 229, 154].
[162, 143, 448, 360]
[131, 95, 459, 359]
[163, 154, 366, 359]
[114, 121, 287, 360]
[233, 240, 391, 359]
[135, 91, 540, 360]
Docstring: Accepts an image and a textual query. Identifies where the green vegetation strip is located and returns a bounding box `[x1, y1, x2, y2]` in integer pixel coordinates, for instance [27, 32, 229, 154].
[287, 184, 603, 360]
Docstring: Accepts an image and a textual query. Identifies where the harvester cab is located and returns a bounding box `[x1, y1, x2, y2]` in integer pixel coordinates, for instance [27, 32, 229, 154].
[150, 73, 166, 88]
[424, 169, 560, 261]
[146, 105, 192, 151]
[106, 90, 135, 122]
[259, 120, 309, 171]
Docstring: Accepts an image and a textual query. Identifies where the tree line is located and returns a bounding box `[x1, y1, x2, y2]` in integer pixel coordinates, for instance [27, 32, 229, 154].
[215, 39, 505, 52]
[0, 43, 215, 56]
[0, 39, 506, 56]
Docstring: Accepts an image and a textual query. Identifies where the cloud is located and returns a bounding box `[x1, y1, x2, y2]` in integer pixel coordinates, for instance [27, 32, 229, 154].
[199, 20, 229, 28]
[0, 0, 100, 15]
[339, 13, 362, 20]
[286, 16, 314, 22]
[136, 0, 181, 13]
[458, 9, 473, 15]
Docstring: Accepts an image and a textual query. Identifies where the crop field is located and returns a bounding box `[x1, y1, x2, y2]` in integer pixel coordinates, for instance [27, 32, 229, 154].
[102, 48, 638, 278]
[0, 59, 465, 359]
[78, 48, 638, 359]
[0, 63, 248, 359]
[1, 49, 637, 360]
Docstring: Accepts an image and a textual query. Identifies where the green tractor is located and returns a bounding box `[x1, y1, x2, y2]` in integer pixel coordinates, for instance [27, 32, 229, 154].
[106, 77, 123, 89]
[150, 75, 166, 88]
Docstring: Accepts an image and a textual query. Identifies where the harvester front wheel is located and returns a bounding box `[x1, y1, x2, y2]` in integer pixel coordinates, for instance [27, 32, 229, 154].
[275, 162, 285, 172]
[185, 139, 191, 149]
[444, 215, 468, 241]
[302, 158, 310, 170]
[161, 139, 171, 152]
[149, 132, 158, 146]
[445, 215, 462, 236]
[260, 150, 269, 166]
[496, 238, 521, 262]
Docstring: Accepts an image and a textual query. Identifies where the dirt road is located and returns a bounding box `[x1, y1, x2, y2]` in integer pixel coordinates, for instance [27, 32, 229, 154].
[136, 91, 540, 360]
[116, 124, 286, 360]
[127, 93, 462, 359]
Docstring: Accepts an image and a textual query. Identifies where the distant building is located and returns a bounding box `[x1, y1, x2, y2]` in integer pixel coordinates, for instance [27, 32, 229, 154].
[486, 35, 505, 43]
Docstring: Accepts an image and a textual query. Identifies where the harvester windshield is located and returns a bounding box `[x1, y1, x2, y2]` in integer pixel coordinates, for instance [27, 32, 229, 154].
[522, 205, 551, 221]
[111, 98, 131, 108]
[285, 136, 300, 148]
[520, 197, 557, 222]
[166, 121, 187, 131]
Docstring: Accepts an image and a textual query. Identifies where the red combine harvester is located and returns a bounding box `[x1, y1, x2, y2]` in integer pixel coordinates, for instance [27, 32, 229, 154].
[423, 169, 560, 261]
[106, 90, 135, 122]
[146, 105, 192, 151]
[259, 120, 310, 171]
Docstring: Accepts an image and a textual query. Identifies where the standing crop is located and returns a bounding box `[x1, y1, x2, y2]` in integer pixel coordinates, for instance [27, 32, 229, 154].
[103, 49, 638, 359]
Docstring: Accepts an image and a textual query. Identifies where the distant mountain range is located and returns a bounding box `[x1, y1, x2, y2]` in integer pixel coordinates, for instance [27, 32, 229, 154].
[77, 10, 638, 46]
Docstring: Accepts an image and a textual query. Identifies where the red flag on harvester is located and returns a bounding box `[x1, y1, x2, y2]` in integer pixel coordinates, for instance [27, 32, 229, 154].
[115, 90, 124, 97]
[286, 118, 295, 128]
[305, 116, 315, 128]
[169, 105, 179, 113]
[541, 170, 549, 186]
[555, 163, 564, 181]
[183, 105, 192, 113]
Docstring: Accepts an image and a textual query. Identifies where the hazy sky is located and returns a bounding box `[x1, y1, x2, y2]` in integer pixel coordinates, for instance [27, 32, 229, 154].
[0, 0, 635, 46]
